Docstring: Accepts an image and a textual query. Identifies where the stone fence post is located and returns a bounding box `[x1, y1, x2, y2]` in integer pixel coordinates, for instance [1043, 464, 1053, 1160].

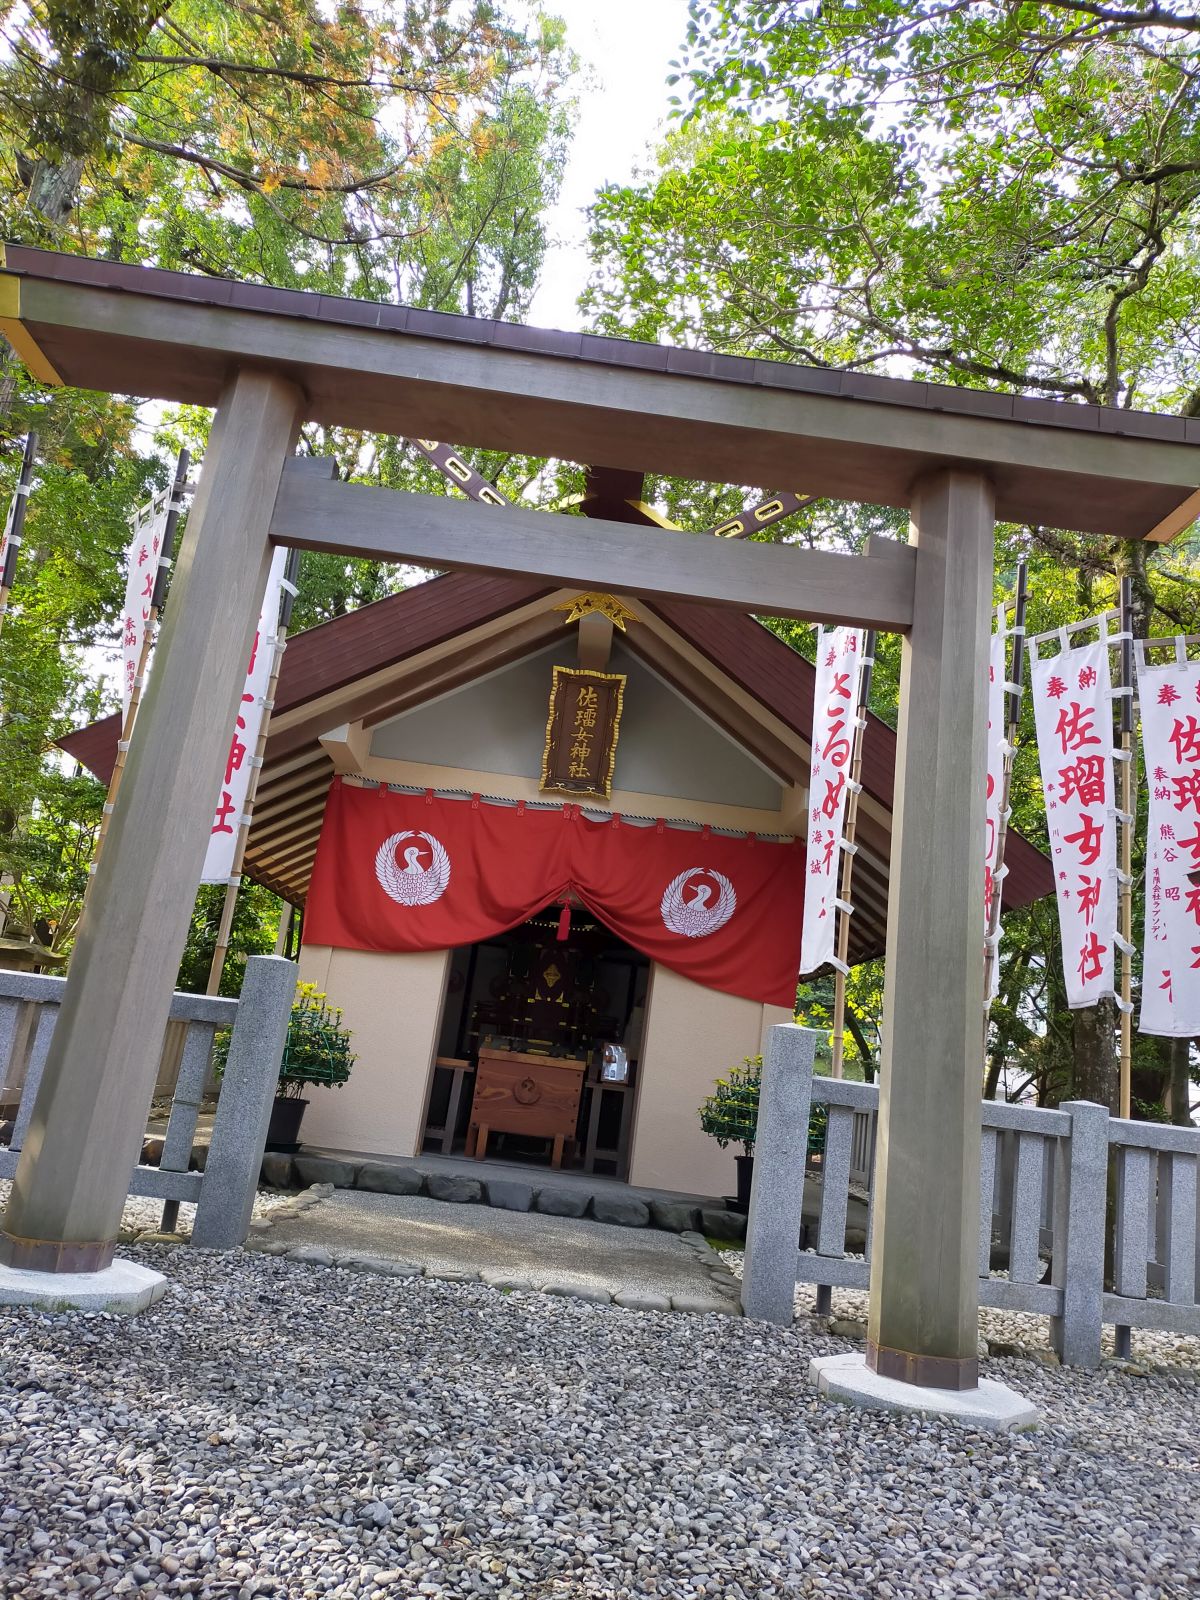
[741, 1024, 819, 1325]
[1049, 1099, 1109, 1368]
[192, 956, 297, 1250]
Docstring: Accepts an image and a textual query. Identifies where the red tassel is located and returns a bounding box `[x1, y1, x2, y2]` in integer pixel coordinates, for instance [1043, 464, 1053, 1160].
[556, 902, 571, 942]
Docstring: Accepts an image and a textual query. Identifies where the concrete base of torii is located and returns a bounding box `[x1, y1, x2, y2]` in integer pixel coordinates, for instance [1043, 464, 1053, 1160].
[810, 1352, 1039, 1432]
[0, 1258, 167, 1315]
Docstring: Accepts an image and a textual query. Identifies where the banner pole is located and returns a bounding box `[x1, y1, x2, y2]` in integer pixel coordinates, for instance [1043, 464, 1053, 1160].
[830, 632, 876, 1079]
[205, 546, 301, 996]
[1118, 575, 1134, 1120]
[84, 449, 190, 909]
[0, 432, 39, 638]
[983, 560, 1028, 1054]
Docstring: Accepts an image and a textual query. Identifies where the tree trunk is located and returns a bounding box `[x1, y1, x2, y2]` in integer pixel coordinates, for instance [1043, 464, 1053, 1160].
[1073, 998, 1119, 1111]
[843, 1006, 876, 1082]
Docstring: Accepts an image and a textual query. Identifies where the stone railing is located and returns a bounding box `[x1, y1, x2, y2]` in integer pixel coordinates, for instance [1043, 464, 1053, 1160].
[742, 1024, 1200, 1366]
[0, 955, 296, 1250]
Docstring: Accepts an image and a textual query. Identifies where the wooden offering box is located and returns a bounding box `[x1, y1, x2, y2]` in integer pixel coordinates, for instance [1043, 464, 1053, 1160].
[468, 1047, 586, 1168]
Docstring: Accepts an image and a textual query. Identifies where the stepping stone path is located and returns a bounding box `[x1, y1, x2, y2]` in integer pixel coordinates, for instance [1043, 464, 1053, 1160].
[252, 1187, 741, 1314]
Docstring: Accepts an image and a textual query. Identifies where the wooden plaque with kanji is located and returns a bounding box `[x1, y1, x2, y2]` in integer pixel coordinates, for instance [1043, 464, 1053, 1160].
[539, 666, 626, 800]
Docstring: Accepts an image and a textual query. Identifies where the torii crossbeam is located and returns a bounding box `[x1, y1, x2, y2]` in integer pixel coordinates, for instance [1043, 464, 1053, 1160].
[1, 244, 1195, 1390]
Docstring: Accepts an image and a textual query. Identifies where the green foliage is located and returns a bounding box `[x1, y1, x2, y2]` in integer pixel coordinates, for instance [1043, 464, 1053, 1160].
[0, 763, 102, 954]
[698, 1055, 762, 1153]
[175, 881, 282, 998]
[0, 1, 578, 977]
[697, 1054, 831, 1158]
[212, 980, 355, 1099]
[587, 0, 1200, 1113]
[1, 2, 575, 258]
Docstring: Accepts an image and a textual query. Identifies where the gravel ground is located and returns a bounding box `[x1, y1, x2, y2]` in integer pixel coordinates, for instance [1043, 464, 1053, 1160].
[2, 1245, 1198, 1600]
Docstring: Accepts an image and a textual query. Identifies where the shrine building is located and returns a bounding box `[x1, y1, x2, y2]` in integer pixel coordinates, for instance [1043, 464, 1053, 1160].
[64, 534, 1052, 1199]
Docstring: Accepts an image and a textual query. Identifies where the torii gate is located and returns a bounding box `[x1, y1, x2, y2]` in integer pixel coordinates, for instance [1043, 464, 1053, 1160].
[1, 245, 1196, 1394]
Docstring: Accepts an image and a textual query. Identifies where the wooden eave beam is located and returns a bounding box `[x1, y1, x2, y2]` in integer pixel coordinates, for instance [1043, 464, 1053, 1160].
[10, 267, 1200, 537]
[269, 475, 918, 633]
[252, 835, 320, 874]
[247, 797, 330, 850]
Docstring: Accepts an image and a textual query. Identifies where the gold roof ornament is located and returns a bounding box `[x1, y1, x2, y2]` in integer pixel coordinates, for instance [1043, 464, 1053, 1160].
[553, 592, 637, 630]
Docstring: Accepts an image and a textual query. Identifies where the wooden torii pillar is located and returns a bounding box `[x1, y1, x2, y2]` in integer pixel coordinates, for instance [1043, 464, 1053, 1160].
[0, 370, 302, 1270]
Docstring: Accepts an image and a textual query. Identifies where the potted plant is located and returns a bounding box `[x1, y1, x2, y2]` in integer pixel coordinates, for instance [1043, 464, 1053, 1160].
[698, 1056, 761, 1211]
[698, 1056, 829, 1211]
[212, 981, 355, 1151]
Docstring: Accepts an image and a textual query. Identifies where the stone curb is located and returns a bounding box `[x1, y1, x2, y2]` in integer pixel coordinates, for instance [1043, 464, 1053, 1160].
[254, 1152, 748, 1242]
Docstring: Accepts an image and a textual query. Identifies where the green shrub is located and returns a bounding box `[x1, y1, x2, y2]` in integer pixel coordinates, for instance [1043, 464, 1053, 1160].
[698, 1057, 761, 1155]
[698, 1054, 829, 1158]
[212, 981, 355, 1099]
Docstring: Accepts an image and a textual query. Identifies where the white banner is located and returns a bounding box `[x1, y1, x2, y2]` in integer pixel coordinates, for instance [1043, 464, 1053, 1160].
[800, 625, 864, 974]
[984, 625, 1008, 999]
[1136, 646, 1200, 1038]
[0, 488, 17, 580]
[120, 487, 172, 721]
[1030, 636, 1118, 1009]
[201, 547, 287, 885]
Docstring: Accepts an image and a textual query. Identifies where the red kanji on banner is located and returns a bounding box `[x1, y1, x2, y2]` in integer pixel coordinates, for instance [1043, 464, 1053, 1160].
[1077, 931, 1107, 983]
[821, 719, 850, 765]
[225, 738, 248, 786]
[1064, 812, 1104, 867]
[1054, 702, 1101, 754]
[1158, 683, 1180, 707]
[212, 791, 236, 836]
[1077, 875, 1101, 925]
[1171, 770, 1200, 813]
[1046, 675, 1067, 700]
[1078, 665, 1097, 690]
[1058, 756, 1107, 807]
[1169, 715, 1200, 765]
[821, 773, 846, 819]
[1177, 822, 1200, 866]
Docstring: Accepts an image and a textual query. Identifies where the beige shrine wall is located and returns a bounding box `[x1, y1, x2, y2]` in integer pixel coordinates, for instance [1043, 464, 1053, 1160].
[629, 964, 791, 1198]
[296, 944, 449, 1159]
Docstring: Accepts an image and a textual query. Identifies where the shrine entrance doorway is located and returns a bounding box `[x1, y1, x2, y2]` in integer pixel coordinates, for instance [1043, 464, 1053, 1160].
[421, 905, 649, 1178]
